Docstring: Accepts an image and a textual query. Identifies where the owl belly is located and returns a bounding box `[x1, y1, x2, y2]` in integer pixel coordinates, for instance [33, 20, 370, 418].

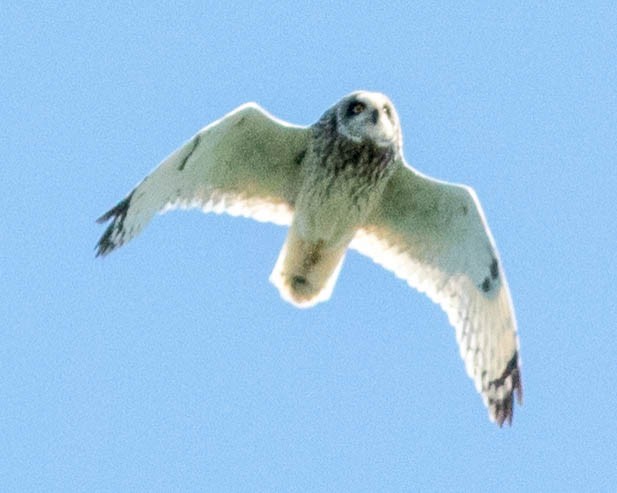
[269, 171, 380, 308]
[294, 169, 377, 248]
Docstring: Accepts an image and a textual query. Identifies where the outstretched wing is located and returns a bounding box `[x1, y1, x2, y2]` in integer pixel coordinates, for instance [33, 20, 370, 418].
[96, 103, 311, 256]
[351, 161, 522, 425]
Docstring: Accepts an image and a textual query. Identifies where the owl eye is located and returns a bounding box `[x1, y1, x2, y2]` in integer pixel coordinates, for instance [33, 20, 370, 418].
[348, 102, 366, 116]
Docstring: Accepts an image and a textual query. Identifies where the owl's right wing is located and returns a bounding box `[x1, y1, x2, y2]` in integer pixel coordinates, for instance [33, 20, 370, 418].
[351, 162, 522, 425]
[96, 103, 312, 256]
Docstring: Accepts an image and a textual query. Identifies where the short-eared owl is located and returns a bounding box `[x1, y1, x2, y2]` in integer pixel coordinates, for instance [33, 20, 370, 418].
[97, 91, 522, 425]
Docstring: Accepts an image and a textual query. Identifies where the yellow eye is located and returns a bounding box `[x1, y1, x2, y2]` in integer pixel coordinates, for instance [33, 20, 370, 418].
[351, 102, 366, 114]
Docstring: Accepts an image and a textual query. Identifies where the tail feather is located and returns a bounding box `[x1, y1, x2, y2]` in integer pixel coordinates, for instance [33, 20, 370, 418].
[270, 228, 348, 308]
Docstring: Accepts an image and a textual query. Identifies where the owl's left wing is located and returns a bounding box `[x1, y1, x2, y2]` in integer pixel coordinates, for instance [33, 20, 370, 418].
[96, 103, 311, 256]
[351, 161, 522, 425]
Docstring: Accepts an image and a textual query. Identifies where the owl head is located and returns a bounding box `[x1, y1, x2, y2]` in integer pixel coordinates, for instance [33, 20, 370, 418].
[334, 91, 402, 149]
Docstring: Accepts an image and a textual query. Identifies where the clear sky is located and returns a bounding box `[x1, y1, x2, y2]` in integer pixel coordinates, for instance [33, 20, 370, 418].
[2, 2, 616, 491]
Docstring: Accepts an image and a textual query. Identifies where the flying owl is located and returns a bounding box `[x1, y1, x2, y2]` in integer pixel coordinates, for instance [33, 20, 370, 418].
[96, 91, 522, 426]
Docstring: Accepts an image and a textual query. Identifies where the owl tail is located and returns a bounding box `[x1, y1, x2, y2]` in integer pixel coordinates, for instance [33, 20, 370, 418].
[269, 227, 348, 308]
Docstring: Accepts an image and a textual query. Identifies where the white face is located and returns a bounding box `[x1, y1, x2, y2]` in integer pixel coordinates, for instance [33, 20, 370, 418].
[336, 91, 401, 147]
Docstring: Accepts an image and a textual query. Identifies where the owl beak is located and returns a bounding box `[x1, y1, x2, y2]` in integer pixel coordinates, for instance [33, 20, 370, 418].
[371, 109, 379, 125]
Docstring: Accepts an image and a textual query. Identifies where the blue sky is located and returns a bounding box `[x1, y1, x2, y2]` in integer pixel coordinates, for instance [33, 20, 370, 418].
[2, 2, 616, 491]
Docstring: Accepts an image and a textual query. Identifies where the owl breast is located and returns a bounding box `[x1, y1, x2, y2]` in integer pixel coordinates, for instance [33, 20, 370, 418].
[293, 135, 397, 248]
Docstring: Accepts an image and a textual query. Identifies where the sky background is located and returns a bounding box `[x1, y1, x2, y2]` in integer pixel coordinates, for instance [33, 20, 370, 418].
[2, 2, 616, 491]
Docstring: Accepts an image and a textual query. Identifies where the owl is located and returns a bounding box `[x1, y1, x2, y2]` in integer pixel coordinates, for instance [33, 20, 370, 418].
[97, 91, 522, 426]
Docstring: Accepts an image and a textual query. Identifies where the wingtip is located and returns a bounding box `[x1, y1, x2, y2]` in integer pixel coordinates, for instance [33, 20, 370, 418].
[487, 352, 523, 427]
[96, 210, 113, 225]
[492, 394, 515, 427]
[94, 222, 117, 257]
[95, 192, 133, 257]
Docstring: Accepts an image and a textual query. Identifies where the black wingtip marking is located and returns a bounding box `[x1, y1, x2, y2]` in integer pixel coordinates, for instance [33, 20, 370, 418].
[488, 351, 523, 427]
[95, 191, 134, 257]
